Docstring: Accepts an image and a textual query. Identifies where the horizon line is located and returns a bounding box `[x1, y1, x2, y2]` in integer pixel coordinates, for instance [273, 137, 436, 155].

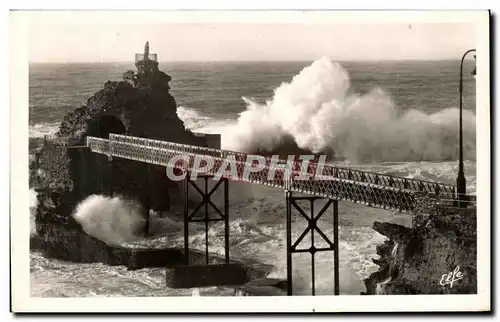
[29, 58, 472, 64]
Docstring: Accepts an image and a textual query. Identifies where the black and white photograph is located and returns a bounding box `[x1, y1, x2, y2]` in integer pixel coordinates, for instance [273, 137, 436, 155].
[10, 9, 490, 312]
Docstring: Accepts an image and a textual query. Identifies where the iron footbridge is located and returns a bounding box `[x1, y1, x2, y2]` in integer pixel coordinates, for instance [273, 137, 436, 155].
[86, 133, 457, 214]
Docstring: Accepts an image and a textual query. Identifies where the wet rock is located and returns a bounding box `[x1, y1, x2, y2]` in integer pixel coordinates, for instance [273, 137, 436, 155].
[234, 278, 288, 296]
[364, 207, 477, 295]
[373, 222, 412, 243]
[165, 264, 250, 288]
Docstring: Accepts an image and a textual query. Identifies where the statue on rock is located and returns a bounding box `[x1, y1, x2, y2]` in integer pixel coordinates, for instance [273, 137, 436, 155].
[123, 42, 171, 90]
[133, 41, 171, 89]
[135, 41, 156, 75]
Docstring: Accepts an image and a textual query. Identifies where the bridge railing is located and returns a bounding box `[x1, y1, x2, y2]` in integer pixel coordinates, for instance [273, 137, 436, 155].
[105, 134, 456, 194]
[88, 134, 464, 212]
[38, 134, 470, 214]
[423, 192, 477, 209]
[412, 191, 476, 226]
[87, 135, 420, 212]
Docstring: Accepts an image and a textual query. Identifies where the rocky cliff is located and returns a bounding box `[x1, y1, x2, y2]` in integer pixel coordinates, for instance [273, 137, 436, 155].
[56, 66, 191, 142]
[30, 42, 214, 267]
[363, 205, 477, 295]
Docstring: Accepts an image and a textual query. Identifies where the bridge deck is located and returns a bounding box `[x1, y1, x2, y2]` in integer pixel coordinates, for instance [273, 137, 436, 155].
[85, 134, 457, 214]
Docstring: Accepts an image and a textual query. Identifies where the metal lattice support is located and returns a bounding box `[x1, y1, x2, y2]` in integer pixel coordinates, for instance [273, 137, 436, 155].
[84, 134, 462, 213]
[285, 191, 339, 296]
[145, 163, 151, 235]
[183, 174, 230, 265]
[107, 156, 114, 196]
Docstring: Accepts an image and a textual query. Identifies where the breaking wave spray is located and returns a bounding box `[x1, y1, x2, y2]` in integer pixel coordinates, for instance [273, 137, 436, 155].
[219, 57, 476, 162]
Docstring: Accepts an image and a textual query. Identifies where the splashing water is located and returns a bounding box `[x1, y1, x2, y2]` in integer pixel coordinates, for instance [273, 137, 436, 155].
[29, 122, 60, 138]
[176, 106, 233, 134]
[193, 58, 477, 162]
[72, 195, 146, 246]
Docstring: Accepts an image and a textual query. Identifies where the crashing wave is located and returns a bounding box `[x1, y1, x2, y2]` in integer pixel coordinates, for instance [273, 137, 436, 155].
[179, 58, 476, 162]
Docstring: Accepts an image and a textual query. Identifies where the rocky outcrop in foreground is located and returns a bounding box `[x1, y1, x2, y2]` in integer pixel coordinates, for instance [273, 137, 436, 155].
[32, 188, 185, 269]
[363, 206, 477, 294]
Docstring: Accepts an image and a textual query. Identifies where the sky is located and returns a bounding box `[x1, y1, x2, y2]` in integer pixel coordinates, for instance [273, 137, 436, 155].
[29, 22, 477, 63]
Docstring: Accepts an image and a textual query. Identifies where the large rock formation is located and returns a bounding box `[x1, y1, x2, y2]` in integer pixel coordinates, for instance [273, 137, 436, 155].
[30, 42, 217, 267]
[56, 43, 198, 143]
[363, 205, 477, 295]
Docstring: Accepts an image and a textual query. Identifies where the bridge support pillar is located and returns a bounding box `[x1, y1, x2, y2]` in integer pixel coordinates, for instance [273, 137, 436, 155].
[135, 163, 152, 236]
[285, 191, 340, 296]
[184, 174, 230, 265]
[107, 155, 114, 196]
[144, 163, 151, 235]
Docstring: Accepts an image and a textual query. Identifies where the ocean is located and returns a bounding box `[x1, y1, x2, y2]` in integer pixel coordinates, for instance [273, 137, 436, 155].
[29, 59, 477, 296]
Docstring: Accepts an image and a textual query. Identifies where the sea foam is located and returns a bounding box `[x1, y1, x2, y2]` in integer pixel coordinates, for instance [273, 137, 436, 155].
[72, 195, 146, 246]
[29, 122, 60, 138]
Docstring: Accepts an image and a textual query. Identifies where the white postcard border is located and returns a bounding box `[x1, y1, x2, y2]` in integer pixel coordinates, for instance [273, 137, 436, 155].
[10, 10, 491, 312]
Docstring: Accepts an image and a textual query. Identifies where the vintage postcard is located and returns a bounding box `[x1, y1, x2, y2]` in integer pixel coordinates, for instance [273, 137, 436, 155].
[10, 10, 490, 312]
